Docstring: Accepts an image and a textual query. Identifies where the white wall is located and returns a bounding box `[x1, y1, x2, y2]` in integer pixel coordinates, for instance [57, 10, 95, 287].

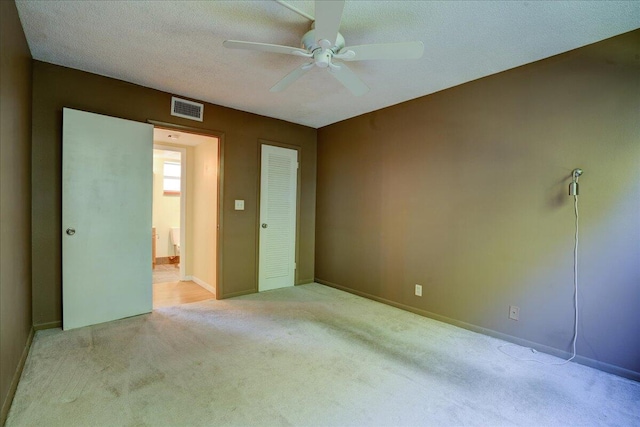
[191, 138, 218, 290]
[152, 153, 181, 258]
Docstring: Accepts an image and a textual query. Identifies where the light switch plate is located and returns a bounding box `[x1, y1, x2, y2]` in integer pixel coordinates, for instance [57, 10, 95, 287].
[235, 200, 244, 210]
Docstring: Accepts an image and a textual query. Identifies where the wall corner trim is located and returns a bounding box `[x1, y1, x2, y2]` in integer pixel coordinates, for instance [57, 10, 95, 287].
[219, 288, 256, 299]
[189, 276, 216, 296]
[315, 278, 640, 382]
[33, 321, 62, 331]
[1, 327, 35, 425]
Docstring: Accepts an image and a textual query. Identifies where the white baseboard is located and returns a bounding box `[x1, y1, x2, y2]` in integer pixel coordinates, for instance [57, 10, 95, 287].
[189, 276, 216, 295]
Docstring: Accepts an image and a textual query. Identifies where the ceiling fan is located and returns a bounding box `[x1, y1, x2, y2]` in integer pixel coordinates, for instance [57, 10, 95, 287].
[223, 0, 424, 96]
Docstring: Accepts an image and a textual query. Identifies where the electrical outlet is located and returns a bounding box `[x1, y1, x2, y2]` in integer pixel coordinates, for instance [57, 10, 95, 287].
[509, 305, 520, 321]
[415, 284, 422, 297]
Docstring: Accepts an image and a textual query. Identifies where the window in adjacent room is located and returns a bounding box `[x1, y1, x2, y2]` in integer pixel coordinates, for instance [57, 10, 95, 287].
[163, 161, 181, 196]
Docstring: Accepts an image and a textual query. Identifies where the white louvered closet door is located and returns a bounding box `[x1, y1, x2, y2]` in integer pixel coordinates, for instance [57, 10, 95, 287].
[259, 145, 298, 292]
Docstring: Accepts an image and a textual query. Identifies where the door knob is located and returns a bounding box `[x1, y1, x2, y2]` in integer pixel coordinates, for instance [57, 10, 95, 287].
[261, 223, 268, 229]
[66, 228, 76, 236]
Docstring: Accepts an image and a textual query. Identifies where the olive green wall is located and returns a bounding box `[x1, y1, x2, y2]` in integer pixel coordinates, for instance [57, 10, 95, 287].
[31, 61, 316, 326]
[316, 30, 640, 377]
[0, 1, 33, 422]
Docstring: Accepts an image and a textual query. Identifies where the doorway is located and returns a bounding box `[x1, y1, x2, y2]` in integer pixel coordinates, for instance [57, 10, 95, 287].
[152, 146, 184, 281]
[151, 128, 219, 308]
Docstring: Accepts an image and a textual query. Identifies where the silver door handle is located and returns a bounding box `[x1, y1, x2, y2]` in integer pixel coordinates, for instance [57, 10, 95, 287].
[66, 228, 76, 236]
[261, 223, 268, 229]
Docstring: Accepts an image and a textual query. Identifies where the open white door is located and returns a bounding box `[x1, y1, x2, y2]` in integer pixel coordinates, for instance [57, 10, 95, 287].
[63, 108, 153, 330]
[258, 145, 298, 292]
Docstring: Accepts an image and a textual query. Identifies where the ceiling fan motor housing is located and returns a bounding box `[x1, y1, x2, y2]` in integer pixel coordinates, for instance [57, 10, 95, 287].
[302, 30, 344, 55]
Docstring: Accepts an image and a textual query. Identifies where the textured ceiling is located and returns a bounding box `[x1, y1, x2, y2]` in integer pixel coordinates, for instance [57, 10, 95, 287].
[15, 1, 640, 129]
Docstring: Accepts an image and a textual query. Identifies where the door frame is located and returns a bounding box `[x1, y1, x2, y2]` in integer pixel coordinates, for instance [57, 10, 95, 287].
[256, 140, 302, 291]
[153, 144, 187, 281]
[149, 120, 225, 299]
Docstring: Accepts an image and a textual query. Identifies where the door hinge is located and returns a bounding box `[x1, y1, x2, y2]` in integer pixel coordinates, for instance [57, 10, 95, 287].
[294, 262, 297, 270]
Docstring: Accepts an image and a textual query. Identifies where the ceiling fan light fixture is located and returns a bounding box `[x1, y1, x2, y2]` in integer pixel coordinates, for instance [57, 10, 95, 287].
[314, 50, 332, 68]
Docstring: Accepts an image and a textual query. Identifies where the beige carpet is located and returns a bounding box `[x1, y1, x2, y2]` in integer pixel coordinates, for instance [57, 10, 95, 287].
[6, 283, 640, 426]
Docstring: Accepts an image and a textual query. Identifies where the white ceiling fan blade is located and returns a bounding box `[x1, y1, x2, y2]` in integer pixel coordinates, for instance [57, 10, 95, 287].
[314, 0, 345, 46]
[270, 64, 312, 92]
[329, 63, 368, 96]
[223, 40, 309, 56]
[340, 41, 425, 61]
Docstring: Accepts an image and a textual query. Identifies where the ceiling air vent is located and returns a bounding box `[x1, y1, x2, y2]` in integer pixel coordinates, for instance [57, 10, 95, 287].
[171, 97, 203, 122]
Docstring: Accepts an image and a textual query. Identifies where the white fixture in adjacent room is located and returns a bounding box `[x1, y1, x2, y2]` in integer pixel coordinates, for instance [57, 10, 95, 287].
[170, 227, 181, 257]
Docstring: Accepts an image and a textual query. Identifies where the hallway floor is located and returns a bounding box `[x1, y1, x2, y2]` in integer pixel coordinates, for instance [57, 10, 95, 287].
[152, 263, 180, 284]
[152, 264, 214, 308]
[153, 281, 215, 309]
